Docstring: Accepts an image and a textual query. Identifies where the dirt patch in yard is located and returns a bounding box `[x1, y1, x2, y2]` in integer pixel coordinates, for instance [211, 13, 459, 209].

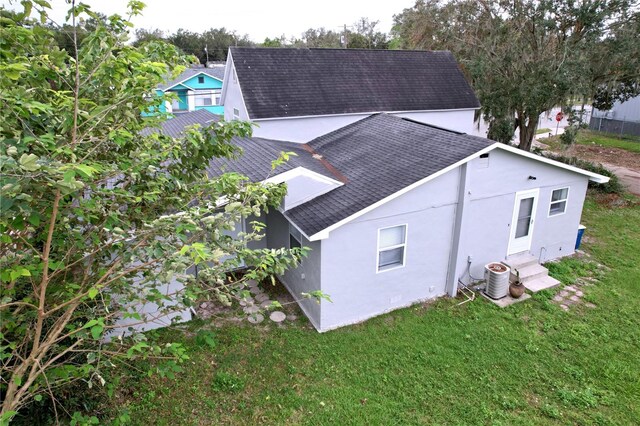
[590, 192, 639, 208]
[564, 144, 640, 170]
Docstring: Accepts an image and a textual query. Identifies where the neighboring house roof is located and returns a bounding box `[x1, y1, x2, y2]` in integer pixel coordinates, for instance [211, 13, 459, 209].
[159, 67, 225, 91]
[228, 47, 481, 120]
[141, 109, 220, 138]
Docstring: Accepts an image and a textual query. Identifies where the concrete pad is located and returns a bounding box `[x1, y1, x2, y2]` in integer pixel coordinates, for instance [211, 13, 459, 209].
[560, 304, 570, 311]
[524, 276, 561, 293]
[553, 295, 564, 302]
[238, 297, 254, 307]
[269, 311, 286, 322]
[243, 305, 259, 315]
[575, 290, 584, 297]
[480, 291, 531, 307]
[565, 285, 578, 292]
[569, 295, 581, 302]
[260, 300, 274, 309]
[247, 314, 264, 324]
[255, 293, 270, 302]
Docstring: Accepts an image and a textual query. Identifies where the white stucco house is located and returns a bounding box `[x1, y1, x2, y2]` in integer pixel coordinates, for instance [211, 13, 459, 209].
[220, 47, 481, 142]
[209, 114, 609, 332]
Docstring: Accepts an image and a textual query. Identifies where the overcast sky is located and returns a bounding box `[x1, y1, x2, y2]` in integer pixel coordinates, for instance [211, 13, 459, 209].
[3, 0, 417, 41]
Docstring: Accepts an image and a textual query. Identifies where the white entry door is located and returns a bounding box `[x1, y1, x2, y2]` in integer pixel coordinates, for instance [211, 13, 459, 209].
[508, 189, 539, 255]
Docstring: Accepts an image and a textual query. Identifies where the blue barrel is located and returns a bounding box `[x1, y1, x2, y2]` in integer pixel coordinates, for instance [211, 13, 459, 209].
[575, 225, 586, 250]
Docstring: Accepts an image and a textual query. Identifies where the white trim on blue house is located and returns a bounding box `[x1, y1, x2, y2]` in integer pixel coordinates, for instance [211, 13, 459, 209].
[306, 143, 610, 241]
[162, 71, 223, 92]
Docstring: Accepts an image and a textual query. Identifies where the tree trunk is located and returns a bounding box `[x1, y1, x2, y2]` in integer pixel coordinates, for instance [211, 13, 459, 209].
[517, 111, 539, 151]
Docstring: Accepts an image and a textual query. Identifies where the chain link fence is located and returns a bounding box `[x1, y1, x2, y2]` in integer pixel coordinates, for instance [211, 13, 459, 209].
[589, 116, 640, 137]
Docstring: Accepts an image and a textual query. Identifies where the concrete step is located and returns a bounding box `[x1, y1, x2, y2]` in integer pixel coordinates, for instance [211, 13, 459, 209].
[524, 275, 561, 293]
[518, 263, 549, 282]
[504, 253, 538, 270]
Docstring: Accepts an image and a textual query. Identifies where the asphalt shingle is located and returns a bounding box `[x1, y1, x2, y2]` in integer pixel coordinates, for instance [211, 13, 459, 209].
[207, 137, 333, 182]
[159, 67, 225, 91]
[208, 113, 493, 237]
[285, 114, 493, 236]
[141, 109, 220, 138]
[230, 47, 480, 120]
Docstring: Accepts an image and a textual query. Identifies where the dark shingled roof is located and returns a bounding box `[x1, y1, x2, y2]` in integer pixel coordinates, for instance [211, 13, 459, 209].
[141, 109, 220, 138]
[208, 113, 493, 237]
[207, 138, 333, 182]
[284, 114, 492, 236]
[159, 67, 225, 91]
[230, 47, 480, 120]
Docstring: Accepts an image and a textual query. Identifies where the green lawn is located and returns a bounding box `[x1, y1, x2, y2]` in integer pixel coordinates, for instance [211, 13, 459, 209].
[114, 195, 640, 425]
[536, 127, 552, 134]
[576, 130, 640, 153]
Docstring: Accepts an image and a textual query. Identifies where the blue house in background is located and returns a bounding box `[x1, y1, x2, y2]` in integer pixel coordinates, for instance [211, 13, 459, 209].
[155, 65, 225, 115]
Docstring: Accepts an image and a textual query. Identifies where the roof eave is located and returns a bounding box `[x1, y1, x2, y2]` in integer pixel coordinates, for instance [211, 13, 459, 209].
[306, 142, 609, 241]
[251, 107, 480, 122]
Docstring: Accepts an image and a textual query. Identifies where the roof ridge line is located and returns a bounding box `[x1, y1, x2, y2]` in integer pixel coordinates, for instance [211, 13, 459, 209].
[301, 144, 348, 184]
[398, 116, 466, 134]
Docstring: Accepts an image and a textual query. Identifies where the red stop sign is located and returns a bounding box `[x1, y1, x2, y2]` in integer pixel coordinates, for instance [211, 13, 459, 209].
[556, 112, 564, 122]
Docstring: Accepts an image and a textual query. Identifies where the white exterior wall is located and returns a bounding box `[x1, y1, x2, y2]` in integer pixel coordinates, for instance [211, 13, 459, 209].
[265, 210, 322, 328]
[222, 58, 250, 122]
[311, 148, 591, 332]
[453, 149, 589, 285]
[251, 109, 477, 143]
[318, 169, 460, 331]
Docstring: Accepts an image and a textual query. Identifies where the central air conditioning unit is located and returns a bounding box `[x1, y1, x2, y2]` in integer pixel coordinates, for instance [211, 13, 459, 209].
[484, 262, 510, 299]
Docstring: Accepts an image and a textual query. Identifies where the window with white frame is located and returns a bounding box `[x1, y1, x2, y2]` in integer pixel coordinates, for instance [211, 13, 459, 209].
[213, 89, 222, 105]
[377, 225, 407, 272]
[233, 108, 240, 119]
[289, 223, 302, 249]
[549, 187, 569, 216]
[194, 93, 213, 106]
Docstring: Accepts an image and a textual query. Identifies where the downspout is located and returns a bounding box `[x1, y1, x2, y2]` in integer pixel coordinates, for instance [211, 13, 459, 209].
[445, 163, 469, 296]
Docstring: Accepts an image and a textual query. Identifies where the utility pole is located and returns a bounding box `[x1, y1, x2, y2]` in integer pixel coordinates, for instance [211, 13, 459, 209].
[343, 24, 348, 48]
[204, 44, 209, 64]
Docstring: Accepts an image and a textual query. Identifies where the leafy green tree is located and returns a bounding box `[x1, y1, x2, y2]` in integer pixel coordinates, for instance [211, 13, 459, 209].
[161, 27, 254, 64]
[0, 1, 305, 421]
[299, 27, 342, 48]
[132, 28, 166, 47]
[393, 0, 639, 151]
[348, 18, 389, 49]
[262, 36, 286, 48]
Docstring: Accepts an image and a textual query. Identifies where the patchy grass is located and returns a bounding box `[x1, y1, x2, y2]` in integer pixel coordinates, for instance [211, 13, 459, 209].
[112, 195, 640, 425]
[537, 127, 552, 134]
[576, 130, 640, 153]
[546, 257, 600, 285]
